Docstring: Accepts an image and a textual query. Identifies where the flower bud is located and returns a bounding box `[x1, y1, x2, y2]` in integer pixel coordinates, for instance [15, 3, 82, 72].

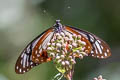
[50, 53, 55, 57]
[56, 56, 60, 59]
[79, 54, 83, 59]
[61, 61, 65, 66]
[56, 33, 60, 36]
[72, 34, 77, 38]
[60, 32, 65, 37]
[81, 41, 86, 45]
[47, 47, 52, 51]
[80, 52, 88, 56]
[56, 43, 61, 47]
[64, 37, 69, 41]
[71, 59, 76, 64]
[68, 44, 72, 49]
[77, 35, 81, 39]
[52, 43, 55, 46]
[72, 42, 77, 47]
[57, 35, 62, 40]
[61, 55, 65, 59]
[65, 61, 70, 65]
[47, 43, 51, 46]
[57, 59, 62, 63]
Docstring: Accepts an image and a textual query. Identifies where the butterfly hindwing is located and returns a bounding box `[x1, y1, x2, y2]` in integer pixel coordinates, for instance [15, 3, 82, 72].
[15, 28, 53, 74]
[65, 26, 92, 55]
[32, 28, 54, 63]
[65, 26, 111, 59]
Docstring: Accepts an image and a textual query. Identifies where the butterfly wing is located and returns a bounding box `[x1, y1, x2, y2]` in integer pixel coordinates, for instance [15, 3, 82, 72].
[65, 26, 111, 59]
[32, 28, 54, 63]
[15, 28, 53, 74]
[64, 26, 92, 55]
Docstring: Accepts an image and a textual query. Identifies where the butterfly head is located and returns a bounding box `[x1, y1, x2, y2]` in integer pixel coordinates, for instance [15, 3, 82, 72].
[53, 20, 63, 32]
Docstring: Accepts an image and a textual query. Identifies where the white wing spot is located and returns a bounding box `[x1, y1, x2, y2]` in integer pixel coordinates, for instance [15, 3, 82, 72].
[37, 54, 40, 57]
[23, 54, 27, 68]
[39, 49, 42, 53]
[101, 46, 103, 49]
[93, 44, 98, 54]
[23, 70, 26, 73]
[104, 52, 107, 57]
[27, 69, 29, 71]
[35, 50, 38, 54]
[21, 52, 24, 58]
[97, 40, 101, 43]
[33, 56, 35, 59]
[107, 49, 109, 53]
[101, 56, 104, 58]
[19, 68, 22, 73]
[30, 62, 33, 65]
[91, 51, 94, 53]
[21, 60, 23, 65]
[88, 46, 90, 49]
[95, 41, 102, 54]
[16, 66, 19, 69]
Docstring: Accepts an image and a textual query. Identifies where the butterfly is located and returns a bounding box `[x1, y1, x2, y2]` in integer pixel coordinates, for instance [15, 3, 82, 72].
[15, 20, 111, 74]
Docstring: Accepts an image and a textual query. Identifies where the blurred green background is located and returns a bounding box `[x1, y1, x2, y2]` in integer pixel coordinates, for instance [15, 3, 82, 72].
[0, 0, 120, 80]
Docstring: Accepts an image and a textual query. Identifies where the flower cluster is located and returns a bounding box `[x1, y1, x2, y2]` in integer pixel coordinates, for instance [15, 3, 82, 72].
[47, 31, 87, 79]
[93, 75, 106, 80]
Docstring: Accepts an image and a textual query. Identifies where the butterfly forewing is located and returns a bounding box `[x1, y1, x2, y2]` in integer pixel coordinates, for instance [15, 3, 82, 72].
[15, 28, 53, 74]
[65, 26, 92, 55]
[32, 28, 54, 63]
[65, 26, 111, 59]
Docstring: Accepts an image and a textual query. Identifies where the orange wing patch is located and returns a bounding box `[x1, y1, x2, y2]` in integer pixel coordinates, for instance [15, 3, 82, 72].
[32, 29, 53, 63]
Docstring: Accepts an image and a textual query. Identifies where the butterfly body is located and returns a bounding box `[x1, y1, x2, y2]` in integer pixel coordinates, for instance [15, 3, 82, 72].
[15, 20, 111, 74]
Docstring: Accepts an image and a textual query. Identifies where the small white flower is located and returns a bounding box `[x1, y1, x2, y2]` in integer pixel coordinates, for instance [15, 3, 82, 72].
[77, 35, 81, 39]
[60, 32, 65, 37]
[56, 43, 62, 47]
[56, 33, 60, 36]
[64, 37, 69, 41]
[56, 56, 60, 59]
[51, 39, 55, 42]
[47, 47, 52, 51]
[76, 50, 80, 54]
[62, 43, 66, 48]
[68, 44, 72, 49]
[71, 59, 76, 64]
[81, 41, 86, 45]
[47, 43, 51, 46]
[79, 54, 83, 59]
[93, 78, 98, 80]
[61, 61, 65, 65]
[80, 52, 88, 56]
[72, 34, 77, 38]
[57, 59, 62, 63]
[57, 35, 62, 39]
[77, 40, 82, 43]
[52, 43, 55, 46]
[65, 61, 70, 65]
[61, 55, 65, 59]
[62, 51, 65, 55]
[68, 56, 72, 59]
[72, 42, 77, 47]
[50, 53, 55, 57]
